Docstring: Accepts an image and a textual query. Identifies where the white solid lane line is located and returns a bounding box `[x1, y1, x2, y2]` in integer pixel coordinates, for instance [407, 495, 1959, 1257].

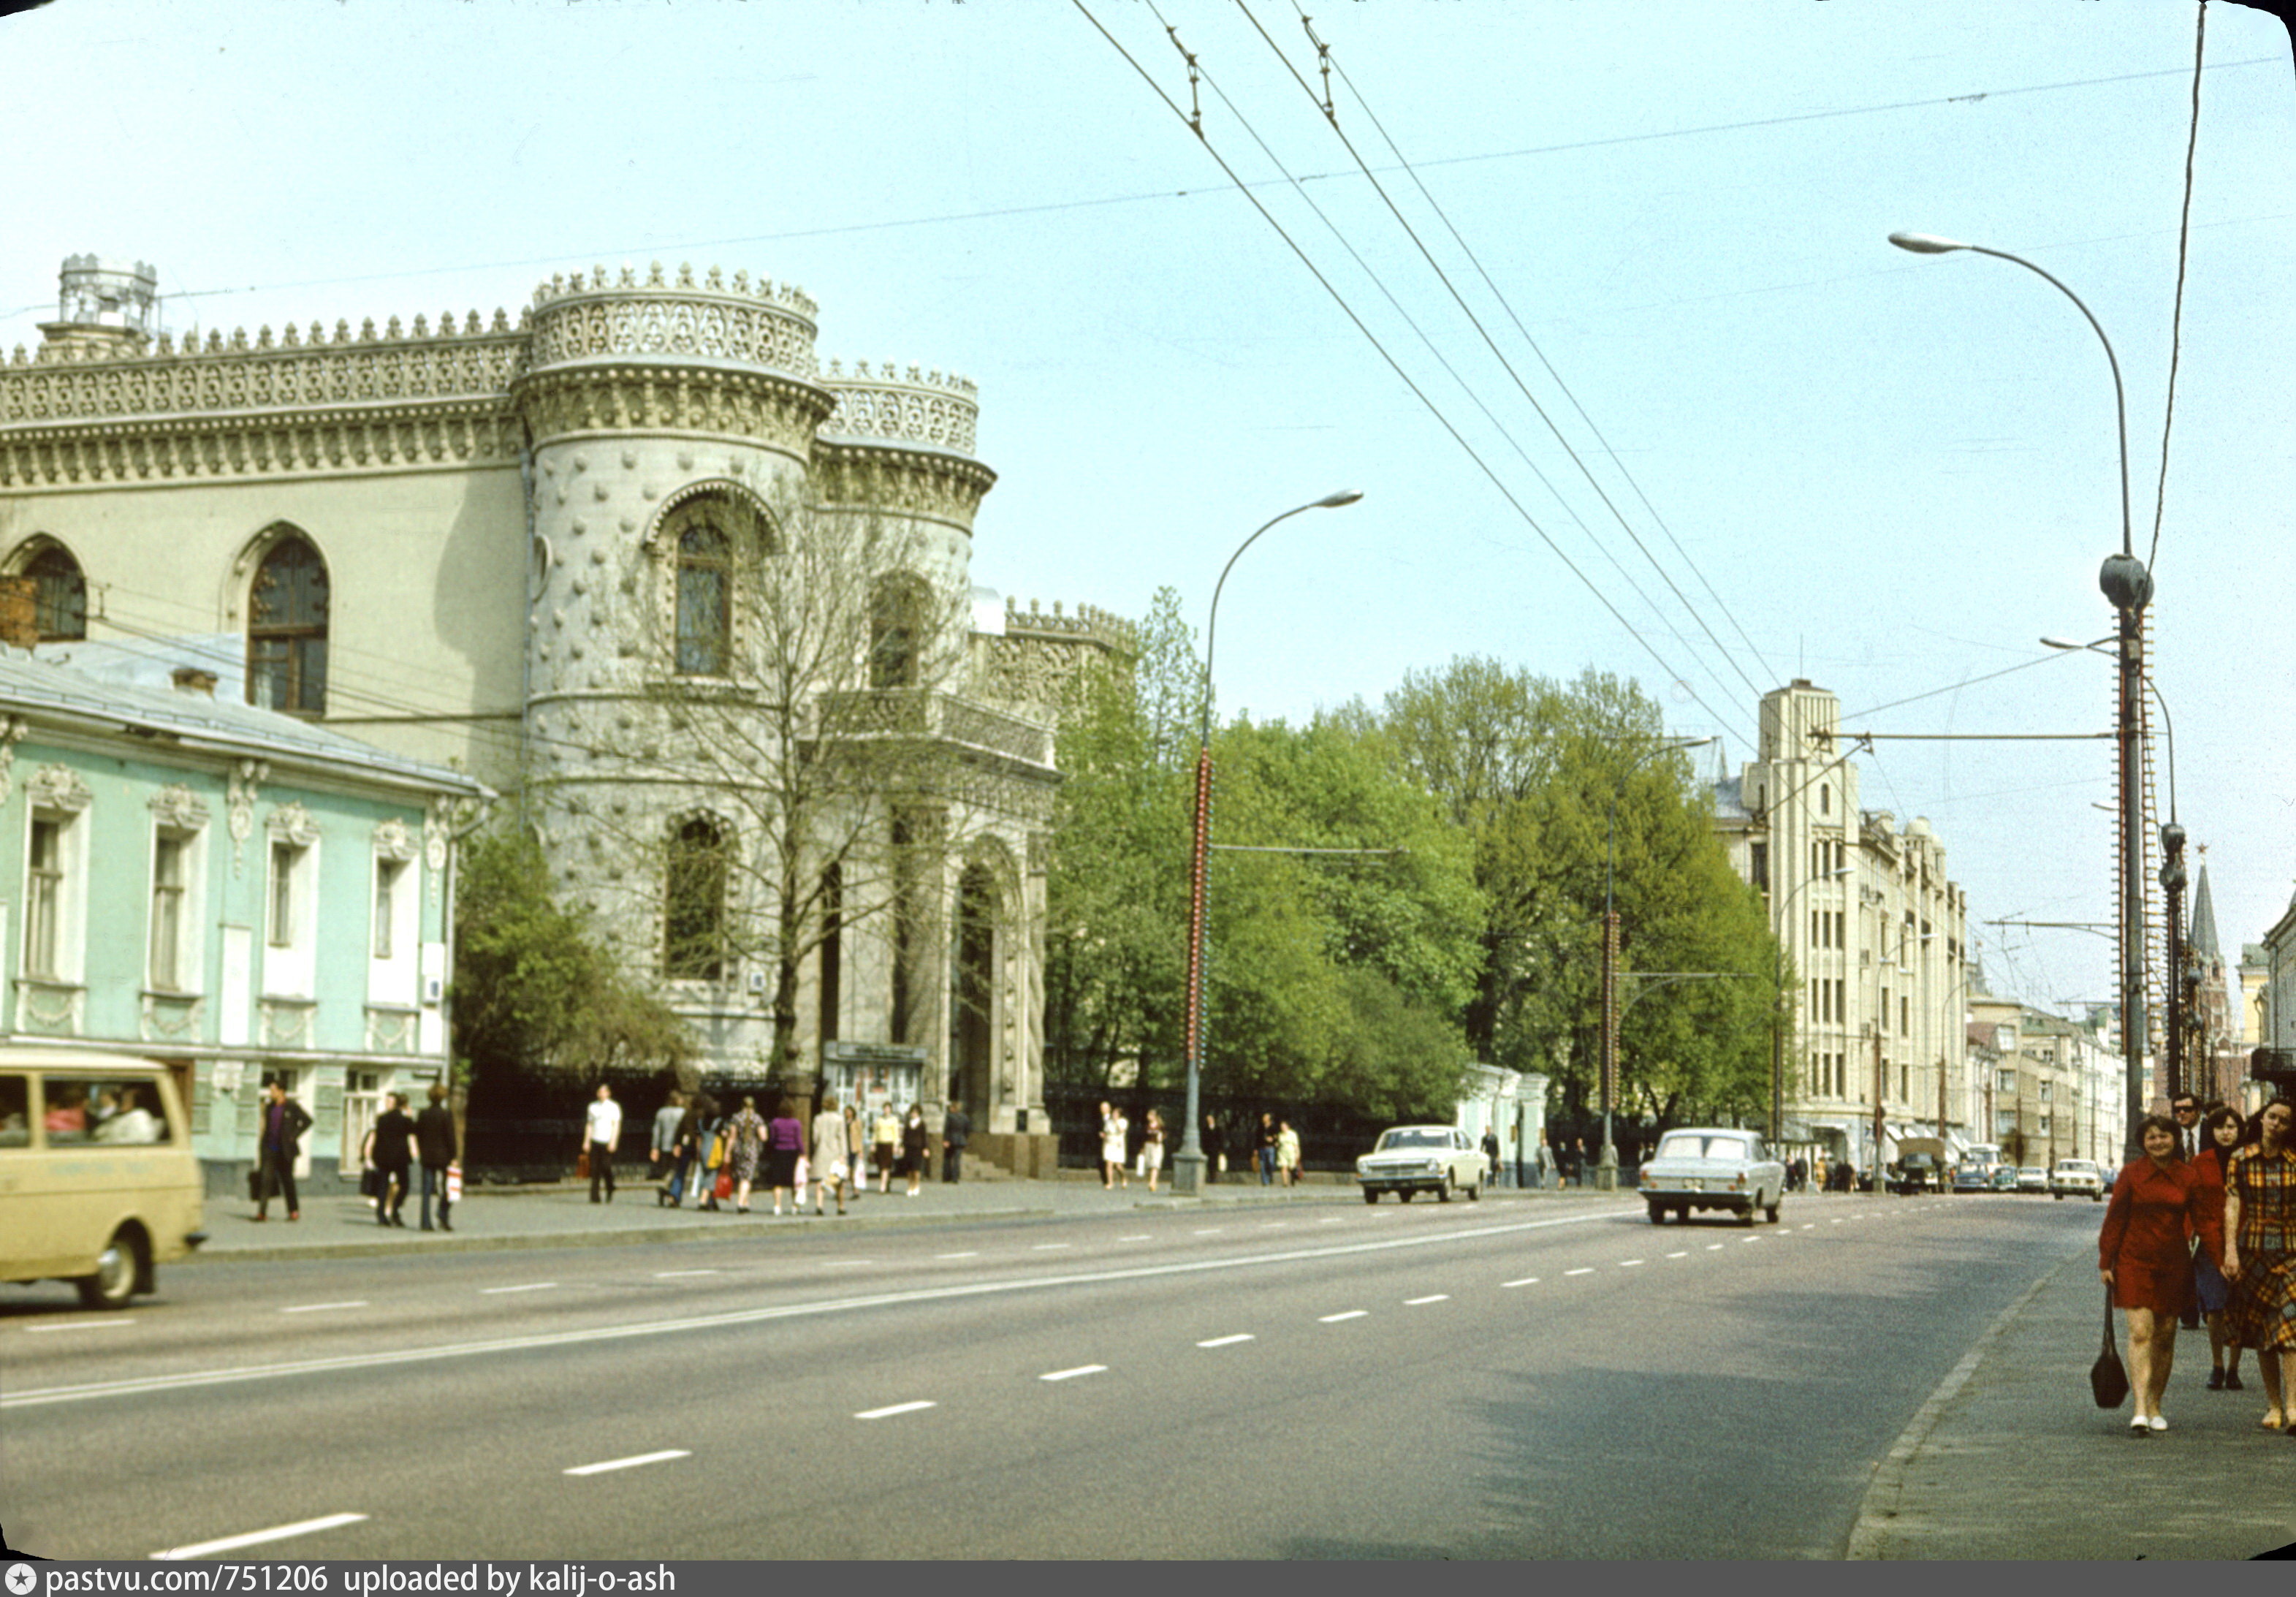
[1040, 1365, 1107, 1382]
[821, 1260, 875, 1268]
[1564, 1268, 1594, 1277]
[1196, 1334, 1254, 1348]
[654, 1270, 721, 1278]
[281, 1302, 370, 1314]
[482, 1283, 558, 1294]
[1404, 1294, 1449, 1305]
[563, 1450, 691, 1476]
[1501, 1278, 1539, 1288]
[856, 1401, 937, 1420]
[26, 1320, 134, 1334]
[1319, 1310, 1368, 1322]
[151, 1513, 368, 1560]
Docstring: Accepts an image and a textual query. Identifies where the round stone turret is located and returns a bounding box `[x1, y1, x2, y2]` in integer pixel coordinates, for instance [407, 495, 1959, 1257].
[39, 254, 159, 354]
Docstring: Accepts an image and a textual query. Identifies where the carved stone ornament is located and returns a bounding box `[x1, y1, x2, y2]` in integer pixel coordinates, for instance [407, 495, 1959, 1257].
[24, 763, 93, 814]
[265, 800, 321, 848]
[373, 816, 417, 864]
[425, 797, 452, 905]
[148, 782, 210, 830]
[227, 759, 268, 875]
[0, 716, 27, 808]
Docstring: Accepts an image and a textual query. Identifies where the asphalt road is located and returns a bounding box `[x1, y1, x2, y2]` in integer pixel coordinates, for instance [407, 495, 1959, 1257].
[0, 1191, 2099, 1560]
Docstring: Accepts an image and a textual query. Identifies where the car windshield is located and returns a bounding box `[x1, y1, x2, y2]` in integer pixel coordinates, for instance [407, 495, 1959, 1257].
[2056, 1161, 2096, 1173]
[1376, 1130, 1448, 1151]
[1656, 1134, 1749, 1161]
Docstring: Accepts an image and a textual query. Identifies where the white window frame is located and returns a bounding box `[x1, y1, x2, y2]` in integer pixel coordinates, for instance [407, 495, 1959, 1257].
[262, 805, 322, 1001]
[367, 821, 421, 1009]
[149, 830, 191, 991]
[20, 775, 91, 987]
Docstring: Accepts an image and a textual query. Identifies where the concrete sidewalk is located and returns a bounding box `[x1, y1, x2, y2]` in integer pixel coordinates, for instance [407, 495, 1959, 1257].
[191, 1168, 1603, 1264]
[1852, 1248, 2296, 1560]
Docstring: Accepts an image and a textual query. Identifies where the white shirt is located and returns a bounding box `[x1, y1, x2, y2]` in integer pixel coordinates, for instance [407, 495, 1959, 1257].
[585, 1097, 623, 1148]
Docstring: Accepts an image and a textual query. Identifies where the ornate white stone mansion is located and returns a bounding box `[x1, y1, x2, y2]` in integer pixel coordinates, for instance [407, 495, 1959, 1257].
[0, 254, 1128, 1171]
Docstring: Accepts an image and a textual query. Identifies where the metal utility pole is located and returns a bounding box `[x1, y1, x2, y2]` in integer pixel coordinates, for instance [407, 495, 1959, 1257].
[2162, 822, 2187, 1103]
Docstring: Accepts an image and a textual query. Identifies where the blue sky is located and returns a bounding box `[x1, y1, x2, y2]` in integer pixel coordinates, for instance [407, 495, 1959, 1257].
[5, 0, 2292, 1025]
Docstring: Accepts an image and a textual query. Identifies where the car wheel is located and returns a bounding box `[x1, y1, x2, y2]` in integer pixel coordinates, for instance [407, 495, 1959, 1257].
[1398, 1188, 1415, 1204]
[1738, 1202, 1757, 1227]
[1467, 1178, 1481, 1202]
[1764, 1196, 1781, 1224]
[1676, 1204, 1690, 1223]
[1648, 1202, 1667, 1224]
[1364, 1188, 1380, 1204]
[1437, 1172, 1455, 1204]
[77, 1229, 144, 1310]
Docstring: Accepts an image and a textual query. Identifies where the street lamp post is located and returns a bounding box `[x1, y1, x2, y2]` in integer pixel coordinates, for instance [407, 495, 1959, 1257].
[1890, 230, 2147, 1164]
[1175, 490, 1363, 1196]
[1597, 735, 1713, 1189]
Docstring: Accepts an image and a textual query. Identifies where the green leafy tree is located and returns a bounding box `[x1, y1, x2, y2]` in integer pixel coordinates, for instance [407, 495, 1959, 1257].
[452, 826, 693, 1088]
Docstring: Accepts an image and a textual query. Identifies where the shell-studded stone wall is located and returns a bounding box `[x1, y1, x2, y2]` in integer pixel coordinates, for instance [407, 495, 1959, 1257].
[524, 263, 820, 383]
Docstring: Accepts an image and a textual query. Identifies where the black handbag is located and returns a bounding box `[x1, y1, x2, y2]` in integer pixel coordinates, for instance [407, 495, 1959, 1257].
[360, 1168, 383, 1199]
[2091, 1284, 2130, 1409]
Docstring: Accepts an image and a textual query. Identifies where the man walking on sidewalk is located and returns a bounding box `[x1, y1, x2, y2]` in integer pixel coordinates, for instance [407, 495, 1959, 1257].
[254, 1078, 311, 1222]
[650, 1090, 685, 1206]
[585, 1082, 622, 1203]
[417, 1082, 457, 1232]
[942, 1099, 970, 1183]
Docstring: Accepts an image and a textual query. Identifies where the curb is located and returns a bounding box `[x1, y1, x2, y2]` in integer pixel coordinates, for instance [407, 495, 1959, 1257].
[1843, 1251, 2074, 1559]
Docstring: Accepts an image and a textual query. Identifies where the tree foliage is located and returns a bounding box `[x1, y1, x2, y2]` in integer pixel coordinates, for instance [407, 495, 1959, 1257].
[452, 824, 694, 1086]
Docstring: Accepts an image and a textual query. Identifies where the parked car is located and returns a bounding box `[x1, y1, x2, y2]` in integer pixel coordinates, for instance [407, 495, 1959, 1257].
[2049, 1158, 2105, 1201]
[1990, 1167, 2022, 1192]
[1356, 1126, 1485, 1204]
[1888, 1153, 1945, 1195]
[2014, 1165, 2050, 1193]
[1951, 1162, 1993, 1193]
[1638, 1127, 1784, 1226]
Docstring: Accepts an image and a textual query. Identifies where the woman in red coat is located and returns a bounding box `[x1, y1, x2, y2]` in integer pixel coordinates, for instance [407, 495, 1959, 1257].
[2099, 1114, 2226, 1435]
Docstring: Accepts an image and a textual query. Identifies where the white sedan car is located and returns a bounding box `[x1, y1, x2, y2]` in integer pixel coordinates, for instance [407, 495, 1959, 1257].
[1356, 1126, 1486, 1204]
[2049, 1158, 2105, 1201]
[1638, 1127, 1784, 1226]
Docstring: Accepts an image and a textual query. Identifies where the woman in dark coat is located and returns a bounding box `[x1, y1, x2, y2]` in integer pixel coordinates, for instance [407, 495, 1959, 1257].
[2099, 1113, 2224, 1434]
[901, 1104, 930, 1196]
[368, 1092, 418, 1228]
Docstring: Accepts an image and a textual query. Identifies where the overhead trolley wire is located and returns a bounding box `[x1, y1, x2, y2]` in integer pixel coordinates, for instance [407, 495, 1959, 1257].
[1073, 0, 1751, 748]
[1292, 0, 1783, 694]
[1233, 1, 1773, 708]
[1167, 18, 1745, 718]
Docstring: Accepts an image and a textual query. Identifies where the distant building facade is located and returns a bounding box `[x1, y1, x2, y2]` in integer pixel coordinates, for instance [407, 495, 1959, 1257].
[1713, 680, 1972, 1171]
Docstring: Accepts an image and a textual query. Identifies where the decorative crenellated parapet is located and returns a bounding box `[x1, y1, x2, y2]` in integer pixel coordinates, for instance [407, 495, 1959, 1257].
[818, 360, 980, 459]
[1000, 597, 1136, 653]
[522, 262, 820, 382]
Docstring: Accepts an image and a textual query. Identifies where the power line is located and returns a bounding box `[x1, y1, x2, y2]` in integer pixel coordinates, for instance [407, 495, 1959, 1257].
[2147, 0, 2209, 579]
[1233, 0, 1772, 710]
[1288, 1, 1783, 696]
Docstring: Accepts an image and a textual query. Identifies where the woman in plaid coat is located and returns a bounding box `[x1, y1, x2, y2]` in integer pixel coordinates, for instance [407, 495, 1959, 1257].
[2224, 1097, 2296, 1432]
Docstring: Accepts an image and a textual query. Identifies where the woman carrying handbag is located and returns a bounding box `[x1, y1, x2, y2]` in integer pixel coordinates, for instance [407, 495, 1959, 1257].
[2099, 1113, 2224, 1434]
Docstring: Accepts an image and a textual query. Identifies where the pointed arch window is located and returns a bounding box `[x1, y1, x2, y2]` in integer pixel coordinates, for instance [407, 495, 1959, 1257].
[674, 521, 731, 677]
[870, 574, 931, 689]
[26, 545, 86, 641]
[664, 816, 729, 982]
[248, 535, 330, 715]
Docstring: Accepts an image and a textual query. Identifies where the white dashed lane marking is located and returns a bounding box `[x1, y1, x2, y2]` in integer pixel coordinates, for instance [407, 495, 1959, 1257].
[26, 1319, 134, 1334]
[152, 1513, 368, 1561]
[1193, 1229, 1225, 1236]
[1040, 1365, 1107, 1383]
[1664, 1251, 1688, 1259]
[1197, 1334, 1255, 1348]
[564, 1450, 690, 1476]
[1502, 1277, 1539, 1288]
[1619, 1259, 1645, 1267]
[1404, 1294, 1450, 1305]
[935, 1251, 979, 1259]
[1706, 1244, 1725, 1251]
[482, 1283, 558, 1295]
[1320, 1310, 1368, 1322]
[1564, 1268, 1594, 1277]
[653, 1270, 719, 1278]
[1032, 1244, 1073, 1252]
[1117, 1235, 1152, 1243]
[856, 1401, 937, 1421]
[280, 1302, 369, 1314]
